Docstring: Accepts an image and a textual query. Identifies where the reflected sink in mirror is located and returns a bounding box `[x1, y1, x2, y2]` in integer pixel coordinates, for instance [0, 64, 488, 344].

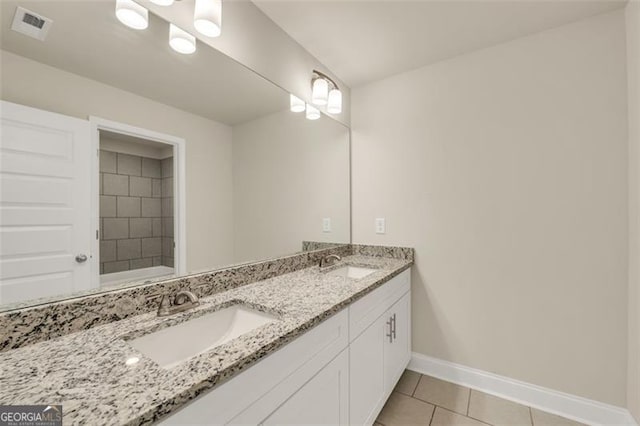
[326, 266, 377, 279]
[126, 305, 278, 368]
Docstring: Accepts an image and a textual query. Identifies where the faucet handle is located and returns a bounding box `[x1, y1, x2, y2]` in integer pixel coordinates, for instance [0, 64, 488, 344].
[157, 295, 171, 316]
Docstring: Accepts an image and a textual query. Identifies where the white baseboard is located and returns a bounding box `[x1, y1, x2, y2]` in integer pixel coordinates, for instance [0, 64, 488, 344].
[408, 352, 637, 426]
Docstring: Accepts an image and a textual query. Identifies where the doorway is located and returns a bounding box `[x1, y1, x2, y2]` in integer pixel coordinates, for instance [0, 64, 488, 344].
[90, 117, 186, 288]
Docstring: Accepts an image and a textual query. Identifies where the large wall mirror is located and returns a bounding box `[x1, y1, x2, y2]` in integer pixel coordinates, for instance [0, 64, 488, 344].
[0, 1, 350, 310]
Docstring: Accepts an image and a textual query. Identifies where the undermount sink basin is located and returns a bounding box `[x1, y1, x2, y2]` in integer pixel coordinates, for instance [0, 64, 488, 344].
[326, 265, 377, 279]
[127, 305, 277, 368]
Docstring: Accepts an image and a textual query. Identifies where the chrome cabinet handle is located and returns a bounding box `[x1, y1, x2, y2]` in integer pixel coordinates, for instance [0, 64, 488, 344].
[386, 317, 393, 343]
[391, 313, 397, 341]
[75, 254, 88, 263]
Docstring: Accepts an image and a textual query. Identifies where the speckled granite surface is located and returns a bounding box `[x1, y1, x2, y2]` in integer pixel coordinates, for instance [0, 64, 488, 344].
[0, 245, 353, 351]
[0, 255, 411, 425]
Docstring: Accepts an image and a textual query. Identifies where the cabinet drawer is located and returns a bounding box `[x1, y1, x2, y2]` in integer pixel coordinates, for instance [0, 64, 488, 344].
[349, 269, 410, 341]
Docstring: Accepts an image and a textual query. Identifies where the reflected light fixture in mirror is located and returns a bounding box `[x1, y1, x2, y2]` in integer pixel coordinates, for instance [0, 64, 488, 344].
[169, 23, 196, 54]
[115, 0, 148, 30]
[150, 0, 174, 5]
[290, 94, 305, 113]
[327, 89, 342, 114]
[311, 70, 342, 114]
[306, 104, 320, 120]
[311, 77, 328, 106]
[194, 0, 222, 37]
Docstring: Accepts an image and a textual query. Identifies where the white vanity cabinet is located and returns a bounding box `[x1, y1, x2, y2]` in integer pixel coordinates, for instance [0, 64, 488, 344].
[349, 270, 411, 425]
[160, 269, 411, 426]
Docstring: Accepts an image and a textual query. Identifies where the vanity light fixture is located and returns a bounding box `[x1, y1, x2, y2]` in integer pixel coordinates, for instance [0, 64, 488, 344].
[290, 94, 305, 113]
[169, 23, 196, 54]
[327, 88, 342, 114]
[115, 0, 148, 30]
[311, 70, 342, 114]
[306, 104, 321, 120]
[149, 0, 174, 5]
[194, 0, 222, 38]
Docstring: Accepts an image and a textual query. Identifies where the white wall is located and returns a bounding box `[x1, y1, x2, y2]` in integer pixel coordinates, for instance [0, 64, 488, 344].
[0, 50, 235, 273]
[145, 0, 350, 126]
[352, 10, 628, 406]
[627, 0, 640, 421]
[232, 109, 350, 262]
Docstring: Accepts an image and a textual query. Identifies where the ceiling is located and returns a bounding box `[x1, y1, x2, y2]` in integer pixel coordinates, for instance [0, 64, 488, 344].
[1, 1, 288, 125]
[254, 0, 627, 88]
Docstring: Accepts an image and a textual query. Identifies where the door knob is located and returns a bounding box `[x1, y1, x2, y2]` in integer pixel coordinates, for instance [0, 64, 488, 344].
[75, 254, 88, 263]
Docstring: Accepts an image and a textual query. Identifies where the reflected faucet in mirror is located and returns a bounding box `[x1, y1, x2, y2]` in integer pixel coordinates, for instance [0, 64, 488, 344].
[156, 290, 200, 317]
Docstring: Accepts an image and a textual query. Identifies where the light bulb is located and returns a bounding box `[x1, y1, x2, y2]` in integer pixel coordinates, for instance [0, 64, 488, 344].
[327, 89, 342, 114]
[194, 0, 222, 37]
[306, 104, 321, 120]
[290, 94, 305, 113]
[169, 24, 196, 54]
[311, 78, 328, 106]
[115, 0, 148, 30]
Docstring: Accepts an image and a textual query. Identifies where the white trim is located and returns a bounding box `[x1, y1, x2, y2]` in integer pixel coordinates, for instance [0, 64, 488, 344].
[88, 117, 187, 289]
[408, 352, 637, 426]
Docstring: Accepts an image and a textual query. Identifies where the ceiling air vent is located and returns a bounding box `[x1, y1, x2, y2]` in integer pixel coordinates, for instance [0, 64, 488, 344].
[11, 7, 52, 41]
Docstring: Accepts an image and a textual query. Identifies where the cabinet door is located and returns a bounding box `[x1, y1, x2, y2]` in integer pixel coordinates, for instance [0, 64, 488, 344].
[349, 315, 386, 425]
[262, 349, 349, 425]
[384, 291, 411, 390]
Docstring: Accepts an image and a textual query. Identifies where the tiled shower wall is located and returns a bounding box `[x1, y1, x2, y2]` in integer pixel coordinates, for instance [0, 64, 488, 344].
[99, 150, 174, 274]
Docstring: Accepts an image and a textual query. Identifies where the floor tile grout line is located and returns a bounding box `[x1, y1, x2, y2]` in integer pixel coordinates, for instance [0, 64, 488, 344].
[529, 406, 534, 426]
[467, 387, 472, 416]
[413, 373, 423, 397]
[436, 405, 494, 426]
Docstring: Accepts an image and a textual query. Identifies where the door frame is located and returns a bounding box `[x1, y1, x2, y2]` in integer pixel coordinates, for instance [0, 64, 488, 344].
[89, 117, 187, 287]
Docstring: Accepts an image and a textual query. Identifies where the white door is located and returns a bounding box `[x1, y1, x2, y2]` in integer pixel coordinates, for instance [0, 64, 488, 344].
[0, 100, 93, 305]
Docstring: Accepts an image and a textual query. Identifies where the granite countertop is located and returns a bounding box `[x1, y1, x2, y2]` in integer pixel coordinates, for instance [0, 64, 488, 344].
[0, 255, 411, 425]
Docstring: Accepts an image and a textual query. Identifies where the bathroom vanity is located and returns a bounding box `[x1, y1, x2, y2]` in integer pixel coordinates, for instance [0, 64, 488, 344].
[161, 268, 411, 425]
[0, 246, 413, 425]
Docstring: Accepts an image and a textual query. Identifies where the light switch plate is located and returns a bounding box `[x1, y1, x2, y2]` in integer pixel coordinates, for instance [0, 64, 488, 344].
[322, 218, 331, 233]
[375, 218, 385, 234]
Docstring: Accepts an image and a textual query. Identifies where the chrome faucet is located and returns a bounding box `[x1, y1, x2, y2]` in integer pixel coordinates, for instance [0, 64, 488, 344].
[157, 290, 200, 317]
[319, 254, 341, 269]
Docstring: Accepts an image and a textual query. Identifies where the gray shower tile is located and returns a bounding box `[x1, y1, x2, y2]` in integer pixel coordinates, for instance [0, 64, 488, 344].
[102, 218, 129, 240]
[142, 158, 161, 178]
[152, 218, 162, 237]
[117, 239, 141, 261]
[99, 150, 117, 174]
[163, 256, 174, 267]
[117, 197, 141, 218]
[141, 198, 161, 218]
[162, 238, 174, 257]
[103, 174, 128, 196]
[130, 176, 152, 197]
[130, 258, 153, 270]
[162, 218, 173, 238]
[100, 196, 116, 218]
[141, 237, 162, 257]
[103, 260, 129, 274]
[152, 256, 162, 266]
[161, 177, 173, 197]
[161, 158, 173, 178]
[130, 218, 152, 238]
[117, 153, 141, 176]
[152, 179, 162, 198]
[100, 240, 116, 263]
[161, 197, 173, 217]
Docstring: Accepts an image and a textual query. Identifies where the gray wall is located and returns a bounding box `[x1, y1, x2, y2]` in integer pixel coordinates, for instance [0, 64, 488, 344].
[99, 150, 174, 274]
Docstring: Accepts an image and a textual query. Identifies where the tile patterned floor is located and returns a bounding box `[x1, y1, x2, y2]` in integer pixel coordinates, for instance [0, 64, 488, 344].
[375, 370, 587, 426]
